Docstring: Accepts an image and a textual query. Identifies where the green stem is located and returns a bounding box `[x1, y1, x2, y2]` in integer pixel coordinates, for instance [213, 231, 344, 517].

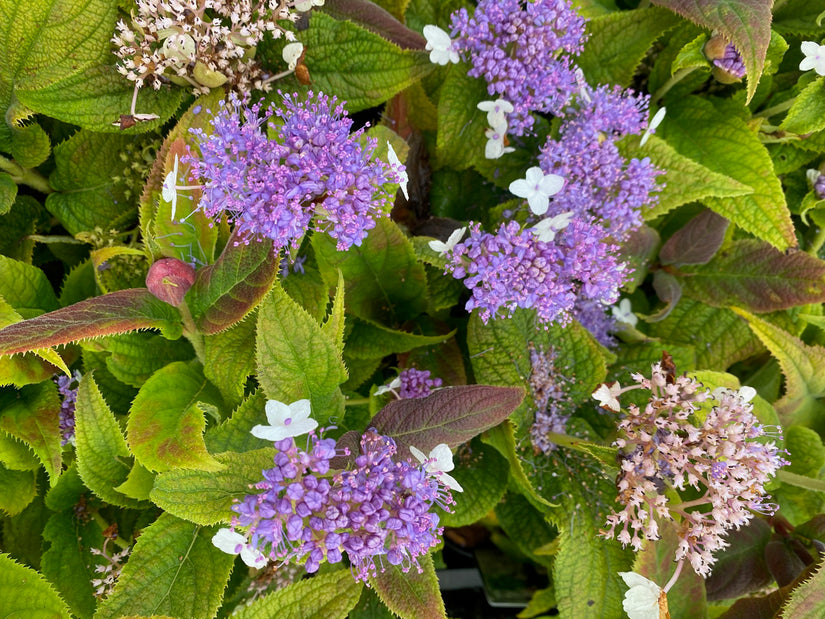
[544, 431, 606, 455]
[179, 303, 205, 365]
[754, 97, 795, 119]
[0, 155, 52, 194]
[651, 66, 698, 104]
[89, 511, 131, 550]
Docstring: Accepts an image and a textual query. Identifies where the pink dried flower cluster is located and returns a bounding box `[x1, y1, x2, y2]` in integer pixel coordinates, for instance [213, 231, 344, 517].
[112, 0, 298, 95]
[599, 361, 787, 577]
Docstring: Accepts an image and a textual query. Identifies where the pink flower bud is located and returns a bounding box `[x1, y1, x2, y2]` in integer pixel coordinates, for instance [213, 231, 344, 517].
[145, 258, 196, 307]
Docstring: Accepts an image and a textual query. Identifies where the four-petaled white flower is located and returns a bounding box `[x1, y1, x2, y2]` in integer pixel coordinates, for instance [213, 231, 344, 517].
[428, 226, 466, 255]
[593, 382, 623, 412]
[410, 444, 463, 492]
[529, 211, 574, 243]
[251, 398, 318, 441]
[611, 298, 638, 327]
[477, 99, 514, 132]
[386, 142, 409, 200]
[712, 385, 757, 403]
[374, 376, 402, 396]
[162, 154, 180, 221]
[484, 127, 515, 159]
[282, 42, 304, 71]
[619, 572, 666, 619]
[800, 41, 825, 76]
[640, 107, 666, 147]
[294, 0, 325, 12]
[509, 167, 565, 215]
[212, 528, 268, 569]
[423, 25, 459, 66]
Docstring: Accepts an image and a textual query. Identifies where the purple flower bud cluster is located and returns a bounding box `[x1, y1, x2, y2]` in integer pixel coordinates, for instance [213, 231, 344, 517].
[712, 44, 746, 80]
[231, 429, 452, 580]
[815, 172, 825, 200]
[444, 219, 626, 325]
[601, 362, 787, 578]
[539, 85, 663, 239]
[572, 298, 617, 348]
[186, 92, 399, 252]
[398, 368, 442, 399]
[528, 345, 573, 453]
[450, 0, 587, 136]
[55, 371, 82, 446]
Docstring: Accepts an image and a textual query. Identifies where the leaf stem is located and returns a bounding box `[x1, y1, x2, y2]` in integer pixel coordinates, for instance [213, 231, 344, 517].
[544, 431, 607, 455]
[754, 97, 795, 119]
[179, 303, 205, 364]
[651, 67, 698, 105]
[0, 155, 53, 194]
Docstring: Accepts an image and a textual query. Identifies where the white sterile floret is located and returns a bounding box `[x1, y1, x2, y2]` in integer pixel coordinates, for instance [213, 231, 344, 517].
[374, 376, 402, 396]
[593, 382, 622, 412]
[212, 528, 268, 569]
[529, 211, 574, 243]
[251, 398, 318, 441]
[619, 572, 664, 619]
[410, 444, 464, 492]
[807, 168, 822, 186]
[428, 226, 466, 255]
[800, 41, 825, 76]
[640, 107, 666, 146]
[282, 42, 304, 70]
[386, 142, 409, 199]
[477, 99, 514, 132]
[422, 25, 459, 65]
[162, 154, 179, 221]
[712, 385, 757, 403]
[574, 67, 592, 103]
[509, 167, 565, 215]
[484, 128, 515, 159]
[611, 298, 638, 327]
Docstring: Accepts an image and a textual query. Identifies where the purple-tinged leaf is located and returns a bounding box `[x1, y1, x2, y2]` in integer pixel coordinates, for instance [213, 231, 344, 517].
[371, 385, 524, 457]
[795, 515, 825, 544]
[780, 561, 825, 619]
[369, 554, 446, 619]
[650, 0, 772, 102]
[186, 233, 279, 334]
[720, 562, 820, 619]
[619, 225, 660, 292]
[766, 540, 808, 588]
[0, 289, 183, 357]
[682, 240, 825, 312]
[660, 209, 729, 266]
[647, 271, 682, 322]
[706, 518, 772, 601]
[321, 0, 426, 50]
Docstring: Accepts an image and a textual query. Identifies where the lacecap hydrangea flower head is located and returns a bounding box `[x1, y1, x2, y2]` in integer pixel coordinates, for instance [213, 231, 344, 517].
[212, 398, 460, 581]
[185, 92, 403, 252]
[596, 356, 787, 578]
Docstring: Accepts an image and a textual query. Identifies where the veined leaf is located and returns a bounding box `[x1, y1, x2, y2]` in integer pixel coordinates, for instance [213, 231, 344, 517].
[0, 464, 36, 515]
[0, 552, 71, 619]
[369, 554, 445, 619]
[780, 562, 825, 619]
[435, 62, 488, 171]
[346, 317, 454, 360]
[782, 77, 825, 135]
[0, 381, 61, 483]
[439, 439, 508, 528]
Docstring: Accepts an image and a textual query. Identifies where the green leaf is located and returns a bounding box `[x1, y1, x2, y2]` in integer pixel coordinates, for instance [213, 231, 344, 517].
[773, 0, 825, 37]
[777, 470, 825, 493]
[114, 462, 156, 501]
[313, 218, 428, 324]
[577, 7, 681, 87]
[235, 567, 363, 619]
[95, 514, 234, 619]
[435, 62, 488, 170]
[661, 96, 795, 250]
[0, 430, 39, 471]
[0, 463, 36, 515]
[371, 384, 524, 457]
[0, 552, 71, 619]
[281, 264, 329, 322]
[256, 283, 347, 426]
[186, 233, 279, 334]
[773, 425, 825, 524]
[75, 372, 142, 507]
[439, 438, 508, 528]
[127, 362, 224, 472]
[0, 381, 61, 483]
[780, 562, 825, 619]
[150, 449, 274, 526]
[0, 195, 38, 262]
[204, 390, 271, 454]
[3, 495, 49, 570]
[733, 309, 825, 432]
[0, 254, 59, 317]
[782, 77, 825, 135]
[346, 317, 454, 359]
[680, 240, 825, 312]
[303, 12, 433, 112]
[495, 491, 557, 568]
[9, 122, 51, 168]
[40, 510, 103, 619]
[650, 0, 773, 102]
[322, 270, 346, 350]
[203, 316, 256, 405]
[369, 554, 446, 619]
[0, 171, 16, 215]
[0, 289, 183, 356]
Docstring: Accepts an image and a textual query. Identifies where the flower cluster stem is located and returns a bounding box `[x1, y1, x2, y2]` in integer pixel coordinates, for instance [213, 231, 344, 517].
[651, 67, 698, 104]
[0, 155, 52, 194]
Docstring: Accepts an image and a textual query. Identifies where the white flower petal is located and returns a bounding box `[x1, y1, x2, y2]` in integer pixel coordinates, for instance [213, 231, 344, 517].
[428, 227, 465, 255]
[162, 155, 179, 220]
[423, 25, 458, 66]
[619, 572, 663, 619]
[527, 193, 550, 216]
[386, 142, 409, 199]
[409, 445, 427, 464]
[611, 298, 638, 327]
[538, 173, 564, 197]
[429, 443, 455, 472]
[593, 382, 622, 412]
[738, 386, 757, 402]
[240, 545, 269, 569]
[253, 399, 318, 441]
[212, 528, 245, 555]
[438, 471, 463, 492]
[282, 42, 303, 70]
[640, 107, 666, 147]
[508, 178, 531, 199]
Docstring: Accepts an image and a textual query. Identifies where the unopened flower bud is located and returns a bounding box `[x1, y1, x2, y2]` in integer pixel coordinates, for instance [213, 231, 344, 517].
[704, 36, 745, 84]
[146, 258, 196, 307]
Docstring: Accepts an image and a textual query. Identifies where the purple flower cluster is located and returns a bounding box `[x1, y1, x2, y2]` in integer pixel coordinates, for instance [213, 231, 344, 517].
[398, 368, 442, 399]
[187, 92, 399, 252]
[444, 220, 626, 325]
[572, 298, 617, 348]
[539, 85, 663, 239]
[528, 345, 572, 454]
[450, 0, 587, 136]
[230, 429, 452, 580]
[712, 44, 746, 80]
[55, 371, 82, 446]
[815, 171, 825, 200]
[599, 362, 787, 577]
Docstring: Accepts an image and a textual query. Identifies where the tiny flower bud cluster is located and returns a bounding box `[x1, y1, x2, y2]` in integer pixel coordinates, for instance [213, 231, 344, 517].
[711, 44, 746, 81]
[186, 92, 400, 252]
[217, 420, 455, 581]
[111, 0, 301, 96]
[90, 538, 131, 599]
[398, 368, 442, 399]
[599, 362, 787, 577]
[55, 370, 82, 446]
[528, 345, 573, 454]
